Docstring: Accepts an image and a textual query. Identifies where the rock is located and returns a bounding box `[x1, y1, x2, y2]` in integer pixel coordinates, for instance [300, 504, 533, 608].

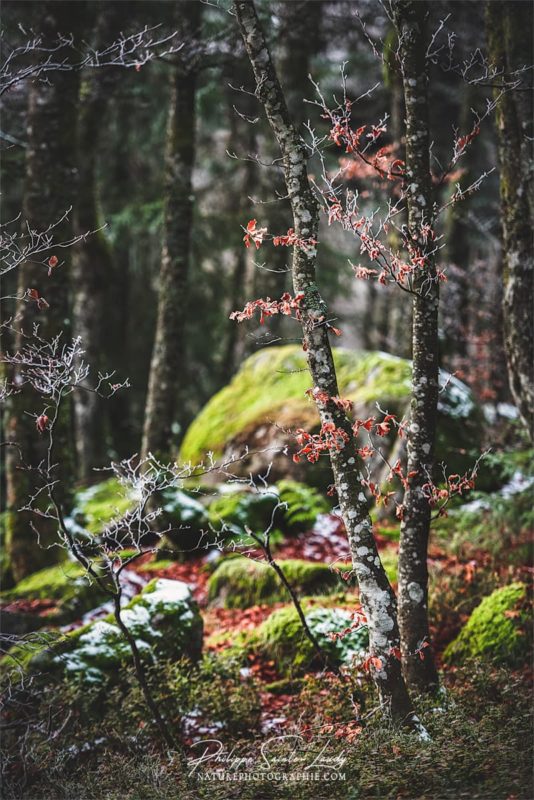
[276, 480, 330, 532]
[443, 582, 531, 666]
[254, 604, 369, 676]
[28, 578, 203, 685]
[69, 479, 212, 556]
[159, 489, 210, 555]
[0, 563, 109, 626]
[180, 345, 482, 487]
[68, 478, 136, 536]
[206, 480, 330, 547]
[207, 557, 348, 609]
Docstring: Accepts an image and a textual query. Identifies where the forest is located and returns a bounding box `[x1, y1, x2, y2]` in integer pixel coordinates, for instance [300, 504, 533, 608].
[0, 1, 532, 798]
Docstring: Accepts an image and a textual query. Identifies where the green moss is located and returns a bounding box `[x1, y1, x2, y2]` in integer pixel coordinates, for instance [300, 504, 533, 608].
[0, 562, 108, 624]
[180, 346, 413, 465]
[443, 582, 531, 666]
[253, 604, 369, 676]
[277, 480, 330, 531]
[138, 558, 175, 572]
[378, 546, 398, 585]
[180, 346, 481, 478]
[71, 478, 135, 535]
[207, 557, 347, 609]
[207, 489, 280, 543]
[23, 578, 203, 686]
[0, 512, 15, 589]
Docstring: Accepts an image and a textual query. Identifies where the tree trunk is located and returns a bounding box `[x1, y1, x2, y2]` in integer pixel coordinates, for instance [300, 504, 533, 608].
[441, 87, 475, 371]
[72, 6, 122, 480]
[5, 2, 84, 581]
[486, 0, 534, 440]
[259, 1, 322, 340]
[384, 27, 411, 358]
[141, 2, 202, 460]
[221, 72, 258, 382]
[234, 0, 416, 726]
[392, 0, 440, 693]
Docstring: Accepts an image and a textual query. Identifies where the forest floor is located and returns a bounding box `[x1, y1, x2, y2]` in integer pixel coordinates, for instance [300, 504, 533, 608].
[1, 503, 532, 800]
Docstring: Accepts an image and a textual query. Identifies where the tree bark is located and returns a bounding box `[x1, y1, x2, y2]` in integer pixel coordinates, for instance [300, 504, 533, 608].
[258, 1, 323, 340]
[234, 0, 416, 725]
[72, 5, 122, 480]
[5, 2, 84, 581]
[141, 1, 202, 460]
[485, 1, 534, 440]
[392, 0, 440, 693]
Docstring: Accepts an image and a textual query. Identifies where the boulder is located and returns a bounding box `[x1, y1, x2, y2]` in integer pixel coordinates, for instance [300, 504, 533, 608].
[27, 578, 203, 685]
[0, 562, 108, 626]
[253, 604, 369, 676]
[180, 345, 482, 487]
[206, 480, 330, 547]
[207, 557, 347, 608]
[443, 582, 531, 667]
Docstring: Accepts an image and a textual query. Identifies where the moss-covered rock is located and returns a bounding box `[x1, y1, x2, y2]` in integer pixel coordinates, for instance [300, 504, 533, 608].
[25, 578, 203, 685]
[180, 346, 482, 485]
[70, 479, 211, 555]
[443, 582, 531, 666]
[159, 488, 210, 554]
[207, 557, 348, 608]
[277, 480, 330, 531]
[69, 478, 135, 536]
[0, 562, 108, 625]
[206, 481, 330, 546]
[254, 604, 369, 676]
[207, 489, 280, 545]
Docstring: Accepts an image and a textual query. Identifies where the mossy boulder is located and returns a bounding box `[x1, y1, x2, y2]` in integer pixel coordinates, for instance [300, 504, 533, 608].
[207, 481, 330, 546]
[180, 345, 481, 486]
[443, 582, 531, 666]
[159, 489, 210, 554]
[0, 562, 108, 625]
[70, 479, 211, 555]
[25, 578, 203, 686]
[69, 478, 135, 536]
[277, 480, 330, 531]
[207, 489, 279, 545]
[254, 604, 369, 676]
[207, 557, 348, 608]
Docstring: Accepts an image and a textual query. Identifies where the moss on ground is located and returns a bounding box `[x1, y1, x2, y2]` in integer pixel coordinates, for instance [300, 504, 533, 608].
[443, 582, 531, 666]
[0, 562, 108, 624]
[207, 557, 348, 608]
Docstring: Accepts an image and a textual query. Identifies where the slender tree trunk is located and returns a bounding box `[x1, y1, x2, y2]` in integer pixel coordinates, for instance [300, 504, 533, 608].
[72, 7, 122, 480]
[141, 2, 202, 460]
[384, 27, 411, 358]
[392, 0, 440, 693]
[260, 1, 322, 340]
[441, 87, 475, 371]
[221, 62, 259, 381]
[234, 0, 416, 726]
[486, 1, 534, 440]
[5, 3, 84, 581]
